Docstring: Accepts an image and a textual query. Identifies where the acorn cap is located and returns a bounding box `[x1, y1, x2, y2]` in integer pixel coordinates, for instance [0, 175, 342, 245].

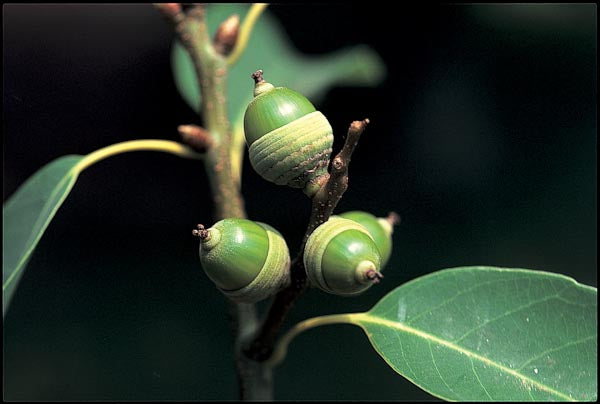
[224, 222, 290, 303]
[198, 219, 291, 303]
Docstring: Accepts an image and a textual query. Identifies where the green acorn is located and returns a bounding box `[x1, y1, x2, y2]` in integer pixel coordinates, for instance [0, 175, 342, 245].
[194, 218, 290, 303]
[243, 70, 334, 197]
[304, 217, 383, 296]
[338, 211, 397, 267]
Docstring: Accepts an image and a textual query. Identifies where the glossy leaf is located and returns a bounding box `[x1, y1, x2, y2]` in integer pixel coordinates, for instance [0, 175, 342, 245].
[3, 140, 200, 317]
[352, 266, 597, 401]
[171, 4, 386, 121]
[3, 156, 82, 317]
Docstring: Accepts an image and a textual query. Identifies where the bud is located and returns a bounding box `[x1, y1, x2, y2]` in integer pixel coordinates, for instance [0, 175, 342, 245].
[213, 14, 240, 56]
[154, 3, 184, 23]
[178, 124, 213, 152]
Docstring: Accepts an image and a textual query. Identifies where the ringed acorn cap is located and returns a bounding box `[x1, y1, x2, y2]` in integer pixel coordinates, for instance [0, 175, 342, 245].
[243, 70, 334, 197]
[337, 211, 394, 267]
[198, 218, 290, 303]
[304, 217, 382, 296]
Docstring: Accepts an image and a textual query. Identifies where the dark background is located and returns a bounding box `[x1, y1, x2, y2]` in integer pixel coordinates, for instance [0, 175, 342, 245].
[3, 3, 597, 401]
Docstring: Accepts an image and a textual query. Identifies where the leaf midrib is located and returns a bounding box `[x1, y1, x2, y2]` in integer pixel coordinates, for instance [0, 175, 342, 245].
[351, 313, 575, 401]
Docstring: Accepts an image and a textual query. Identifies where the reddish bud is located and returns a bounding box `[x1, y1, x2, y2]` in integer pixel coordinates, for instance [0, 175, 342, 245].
[213, 14, 240, 56]
[178, 124, 213, 152]
[154, 3, 183, 23]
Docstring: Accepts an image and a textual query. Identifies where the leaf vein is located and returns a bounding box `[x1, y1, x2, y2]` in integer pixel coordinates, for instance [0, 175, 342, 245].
[354, 314, 576, 401]
[429, 341, 460, 400]
[516, 334, 597, 371]
[406, 276, 530, 325]
[470, 357, 493, 400]
[453, 289, 569, 344]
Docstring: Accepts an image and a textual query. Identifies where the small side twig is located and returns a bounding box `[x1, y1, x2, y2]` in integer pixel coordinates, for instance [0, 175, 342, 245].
[246, 119, 370, 362]
[310, 119, 369, 229]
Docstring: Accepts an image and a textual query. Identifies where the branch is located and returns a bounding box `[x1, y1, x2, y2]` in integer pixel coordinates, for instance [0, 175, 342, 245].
[246, 119, 370, 361]
[170, 4, 244, 219]
[156, 4, 262, 400]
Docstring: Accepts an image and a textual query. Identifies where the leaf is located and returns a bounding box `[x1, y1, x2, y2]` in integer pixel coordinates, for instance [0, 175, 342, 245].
[3, 140, 201, 317]
[171, 4, 386, 121]
[351, 266, 597, 401]
[3, 156, 82, 317]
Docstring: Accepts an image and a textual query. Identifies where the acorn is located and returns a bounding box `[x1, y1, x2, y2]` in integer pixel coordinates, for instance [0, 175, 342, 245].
[243, 70, 334, 197]
[304, 217, 383, 296]
[193, 218, 290, 303]
[337, 211, 397, 268]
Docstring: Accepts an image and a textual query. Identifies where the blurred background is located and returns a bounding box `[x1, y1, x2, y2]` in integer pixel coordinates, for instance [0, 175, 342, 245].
[3, 3, 596, 401]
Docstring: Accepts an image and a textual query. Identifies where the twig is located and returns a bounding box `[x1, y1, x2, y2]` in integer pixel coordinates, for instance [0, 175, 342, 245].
[246, 119, 370, 361]
[156, 4, 263, 400]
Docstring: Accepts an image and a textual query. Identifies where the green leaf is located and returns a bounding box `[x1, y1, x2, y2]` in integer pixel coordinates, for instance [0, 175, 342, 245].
[3, 156, 83, 317]
[171, 4, 386, 120]
[352, 266, 597, 401]
[3, 140, 201, 318]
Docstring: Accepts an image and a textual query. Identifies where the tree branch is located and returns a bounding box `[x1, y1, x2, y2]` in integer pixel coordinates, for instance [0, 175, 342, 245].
[157, 1, 369, 395]
[246, 119, 370, 361]
[156, 4, 266, 400]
